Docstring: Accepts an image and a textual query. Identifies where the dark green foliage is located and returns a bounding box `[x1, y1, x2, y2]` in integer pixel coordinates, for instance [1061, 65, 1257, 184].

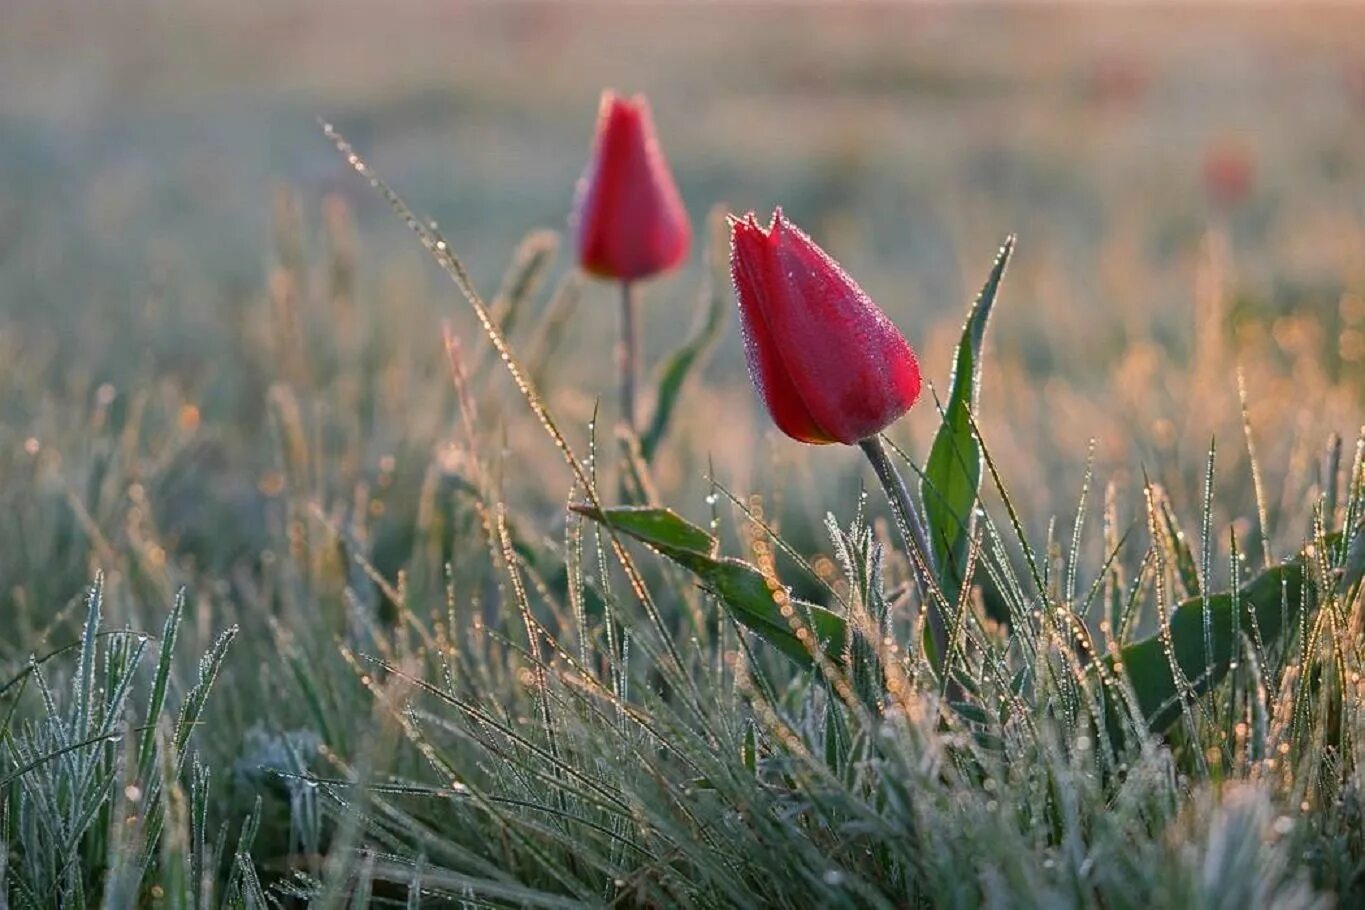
[1112, 550, 1317, 734]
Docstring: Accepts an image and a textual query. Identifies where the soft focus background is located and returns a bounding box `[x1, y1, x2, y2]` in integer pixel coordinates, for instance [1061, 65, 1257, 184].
[3, 0, 1364, 624]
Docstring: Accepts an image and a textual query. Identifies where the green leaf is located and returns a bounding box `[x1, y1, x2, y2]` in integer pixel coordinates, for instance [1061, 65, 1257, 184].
[641, 206, 729, 461]
[1109, 553, 1317, 734]
[572, 505, 846, 670]
[571, 504, 716, 556]
[921, 237, 1015, 607]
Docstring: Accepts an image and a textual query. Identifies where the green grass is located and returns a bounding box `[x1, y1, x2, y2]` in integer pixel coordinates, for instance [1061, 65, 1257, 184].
[4, 4, 1365, 906]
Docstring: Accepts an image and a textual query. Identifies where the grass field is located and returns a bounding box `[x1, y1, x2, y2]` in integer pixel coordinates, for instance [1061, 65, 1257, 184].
[2, 2, 1365, 906]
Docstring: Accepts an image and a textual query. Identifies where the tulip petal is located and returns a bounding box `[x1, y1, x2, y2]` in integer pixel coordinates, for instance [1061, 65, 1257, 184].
[730, 214, 838, 444]
[764, 213, 921, 444]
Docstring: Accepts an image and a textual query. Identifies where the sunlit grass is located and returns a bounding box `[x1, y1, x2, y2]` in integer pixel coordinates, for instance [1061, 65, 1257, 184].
[3, 5, 1365, 906]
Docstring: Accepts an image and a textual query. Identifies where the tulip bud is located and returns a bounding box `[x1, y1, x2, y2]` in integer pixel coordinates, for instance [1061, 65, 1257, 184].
[729, 209, 922, 445]
[1202, 138, 1255, 210]
[571, 91, 691, 281]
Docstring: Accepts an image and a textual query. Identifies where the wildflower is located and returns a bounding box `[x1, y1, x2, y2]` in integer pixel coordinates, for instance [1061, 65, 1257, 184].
[572, 90, 691, 435]
[729, 208, 921, 445]
[572, 91, 690, 281]
[730, 207, 944, 671]
[1202, 138, 1256, 209]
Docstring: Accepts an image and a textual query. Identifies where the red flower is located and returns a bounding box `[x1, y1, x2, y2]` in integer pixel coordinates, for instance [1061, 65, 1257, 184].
[1202, 138, 1256, 209]
[730, 209, 922, 445]
[572, 91, 691, 281]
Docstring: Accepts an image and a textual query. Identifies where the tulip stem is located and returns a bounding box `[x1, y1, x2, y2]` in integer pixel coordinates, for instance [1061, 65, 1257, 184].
[618, 280, 641, 436]
[858, 435, 950, 679]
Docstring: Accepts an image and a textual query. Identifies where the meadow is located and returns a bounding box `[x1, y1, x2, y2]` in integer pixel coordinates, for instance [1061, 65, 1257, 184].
[2, 3, 1365, 906]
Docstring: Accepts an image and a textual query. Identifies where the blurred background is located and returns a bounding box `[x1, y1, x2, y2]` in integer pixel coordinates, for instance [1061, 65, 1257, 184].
[2, 1, 1364, 620]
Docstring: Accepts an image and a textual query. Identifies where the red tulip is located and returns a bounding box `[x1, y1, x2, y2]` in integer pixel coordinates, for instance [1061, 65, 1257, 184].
[1202, 138, 1256, 209]
[729, 209, 922, 445]
[572, 91, 691, 281]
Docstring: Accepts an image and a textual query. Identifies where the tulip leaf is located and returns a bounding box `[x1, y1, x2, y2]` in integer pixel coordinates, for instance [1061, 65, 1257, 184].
[1108, 549, 1319, 735]
[572, 504, 717, 557]
[571, 505, 847, 670]
[642, 207, 729, 462]
[921, 237, 1015, 607]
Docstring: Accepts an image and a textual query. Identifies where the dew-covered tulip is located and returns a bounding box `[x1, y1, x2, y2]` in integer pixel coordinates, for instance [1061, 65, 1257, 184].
[729, 208, 922, 445]
[572, 91, 691, 281]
